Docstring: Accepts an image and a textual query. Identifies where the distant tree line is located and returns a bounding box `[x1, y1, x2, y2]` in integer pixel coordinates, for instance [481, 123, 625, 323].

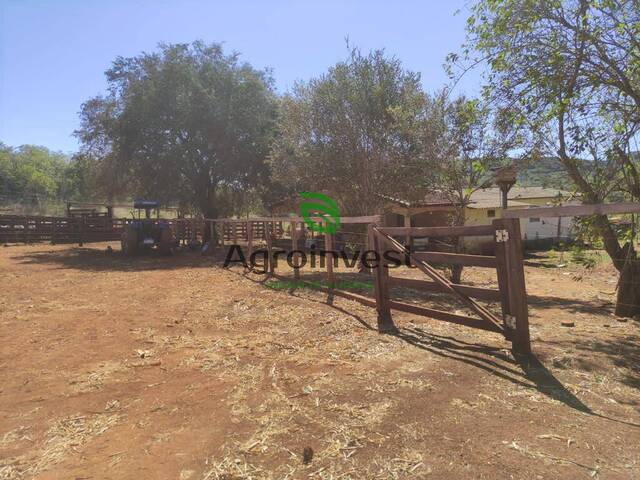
[0, 143, 95, 204]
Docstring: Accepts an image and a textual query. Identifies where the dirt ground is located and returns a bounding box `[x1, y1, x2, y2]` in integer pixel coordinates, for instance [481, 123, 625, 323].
[0, 242, 638, 479]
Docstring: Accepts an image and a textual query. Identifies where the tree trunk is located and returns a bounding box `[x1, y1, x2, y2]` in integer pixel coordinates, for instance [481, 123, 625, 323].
[450, 206, 466, 284]
[614, 244, 640, 318]
[588, 216, 639, 318]
[201, 183, 217, 244]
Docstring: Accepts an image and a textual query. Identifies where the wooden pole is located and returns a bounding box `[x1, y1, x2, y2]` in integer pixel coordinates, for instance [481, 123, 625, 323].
[325, 228, 334, 286]
[78, 216, 85, 246]
[493, 219, 511, 327]
[247, 220, 253, 263]
[368, 224, 394, 332]
[500, 218, 531, 354]
[292, 220, 300, 280]
[265, 221, 274, 275]
[404, 208, 412, 249]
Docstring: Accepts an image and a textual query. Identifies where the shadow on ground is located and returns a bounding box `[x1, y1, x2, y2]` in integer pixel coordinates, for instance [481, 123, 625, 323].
[10, 244, 230, 272]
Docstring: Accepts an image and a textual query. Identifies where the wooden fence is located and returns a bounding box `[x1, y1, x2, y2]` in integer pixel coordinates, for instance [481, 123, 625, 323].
[0, 215, 125, 245]
[3, 213, 531, 352]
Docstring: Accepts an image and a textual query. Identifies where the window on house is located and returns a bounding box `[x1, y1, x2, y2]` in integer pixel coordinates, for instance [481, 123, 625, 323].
[487, 209, 496, 218]
[529, 217, 540, 223]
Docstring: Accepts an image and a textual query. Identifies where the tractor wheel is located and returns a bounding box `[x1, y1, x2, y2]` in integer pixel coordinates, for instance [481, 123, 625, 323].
[121, 226, 138, 256]
[158, 228, 173, 256]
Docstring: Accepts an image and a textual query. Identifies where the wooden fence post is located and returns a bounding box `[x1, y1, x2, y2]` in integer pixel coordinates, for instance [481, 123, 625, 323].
[325, 228, 334, 286]
[51, 218, 57, 245]
[265, 221, 274, 275]
[493, 219, 511, 326]
[247, 220, 253, 265]
[497, 218, 531, 354]
[78, 216, 85, 246]
[292, 221, 300, 280]
[368, 225, 394, 332]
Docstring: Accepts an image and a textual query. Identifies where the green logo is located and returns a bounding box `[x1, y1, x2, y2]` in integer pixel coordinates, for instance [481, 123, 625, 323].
[299, 192, 341, 234]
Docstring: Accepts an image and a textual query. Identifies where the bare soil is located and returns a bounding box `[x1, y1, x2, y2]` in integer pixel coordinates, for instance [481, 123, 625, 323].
[0, 242, 638, 479]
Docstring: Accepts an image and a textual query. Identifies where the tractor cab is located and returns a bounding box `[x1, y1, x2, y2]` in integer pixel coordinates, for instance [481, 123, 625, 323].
[121, 200, 175, 255]
[133, 199, 160, 220]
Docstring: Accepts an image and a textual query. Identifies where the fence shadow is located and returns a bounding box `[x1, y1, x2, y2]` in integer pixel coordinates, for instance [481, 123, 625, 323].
[391, 327, 591, 412]
[389, 327, 640, 427]
[11, 244, 224, 272]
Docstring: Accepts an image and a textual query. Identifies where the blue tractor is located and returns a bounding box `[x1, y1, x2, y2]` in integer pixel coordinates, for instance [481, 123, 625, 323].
[121, 200, 174, 255]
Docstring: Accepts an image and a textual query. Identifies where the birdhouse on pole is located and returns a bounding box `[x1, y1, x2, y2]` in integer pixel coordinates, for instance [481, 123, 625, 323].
[492, 164, 518, 209]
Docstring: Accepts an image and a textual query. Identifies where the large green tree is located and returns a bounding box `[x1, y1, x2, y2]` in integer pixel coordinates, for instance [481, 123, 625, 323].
[461, 0, 640, 317]
[76, 41, 278, 218]
[0, 143, 75, 201]
[270, 48, 427, 215]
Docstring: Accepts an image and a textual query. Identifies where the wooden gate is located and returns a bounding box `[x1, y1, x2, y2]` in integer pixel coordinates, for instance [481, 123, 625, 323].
[369, 218, 531, 354]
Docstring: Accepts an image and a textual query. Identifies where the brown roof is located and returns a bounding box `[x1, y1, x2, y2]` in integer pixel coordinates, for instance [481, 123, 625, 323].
[382, 191, 455, 207]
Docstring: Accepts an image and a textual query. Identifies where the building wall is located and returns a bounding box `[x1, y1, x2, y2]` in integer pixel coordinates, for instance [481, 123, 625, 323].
[462, 202, 574, 253]
[385, 198, 575, 253]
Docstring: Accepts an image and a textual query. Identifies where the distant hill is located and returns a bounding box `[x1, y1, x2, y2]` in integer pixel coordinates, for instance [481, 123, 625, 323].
[514, 157, 576, 190]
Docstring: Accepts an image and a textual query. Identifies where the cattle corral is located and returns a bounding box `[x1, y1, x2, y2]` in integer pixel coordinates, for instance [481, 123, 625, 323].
[1, 238, 639, 479]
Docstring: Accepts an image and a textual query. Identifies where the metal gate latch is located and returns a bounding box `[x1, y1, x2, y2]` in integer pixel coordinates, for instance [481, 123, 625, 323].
[504, 314, 517, 329]
[495, 230, 510, 243]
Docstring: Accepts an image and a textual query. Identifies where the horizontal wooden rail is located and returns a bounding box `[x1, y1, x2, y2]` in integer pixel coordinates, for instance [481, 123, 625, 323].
[212, 215, 382, 224]
[501, 202, 640, 219]
[377, 224, 496, 238]
[388, 277, 501, 301]
[413, 251, 499, 268]
[388, 300, 503, 333]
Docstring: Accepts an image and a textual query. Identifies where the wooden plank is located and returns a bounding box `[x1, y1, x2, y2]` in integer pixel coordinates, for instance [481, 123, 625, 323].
[211, 215, 382, 224]
[413, 251, 498, 268]
[387, 277, 501, 301]
[501, 202, 640, 219]
[388, 301, 503, 333]
[378, 224, 496, 238]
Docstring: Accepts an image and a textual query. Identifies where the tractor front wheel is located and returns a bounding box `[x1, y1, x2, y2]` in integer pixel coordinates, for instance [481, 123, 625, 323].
[121, 226, 138, 256]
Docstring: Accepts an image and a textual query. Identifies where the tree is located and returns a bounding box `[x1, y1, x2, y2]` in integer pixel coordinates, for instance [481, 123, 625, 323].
[424, 93, 516, 225]
[422, 93, 518, 281]
[270, 48, 427, 215]
[0, 143, 70, 201]
[76, 41, 278, 218]
[461, 0, 640, 317]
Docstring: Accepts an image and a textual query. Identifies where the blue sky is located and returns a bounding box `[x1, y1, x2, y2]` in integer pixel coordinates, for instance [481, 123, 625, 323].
[0, 0, 480, 153]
